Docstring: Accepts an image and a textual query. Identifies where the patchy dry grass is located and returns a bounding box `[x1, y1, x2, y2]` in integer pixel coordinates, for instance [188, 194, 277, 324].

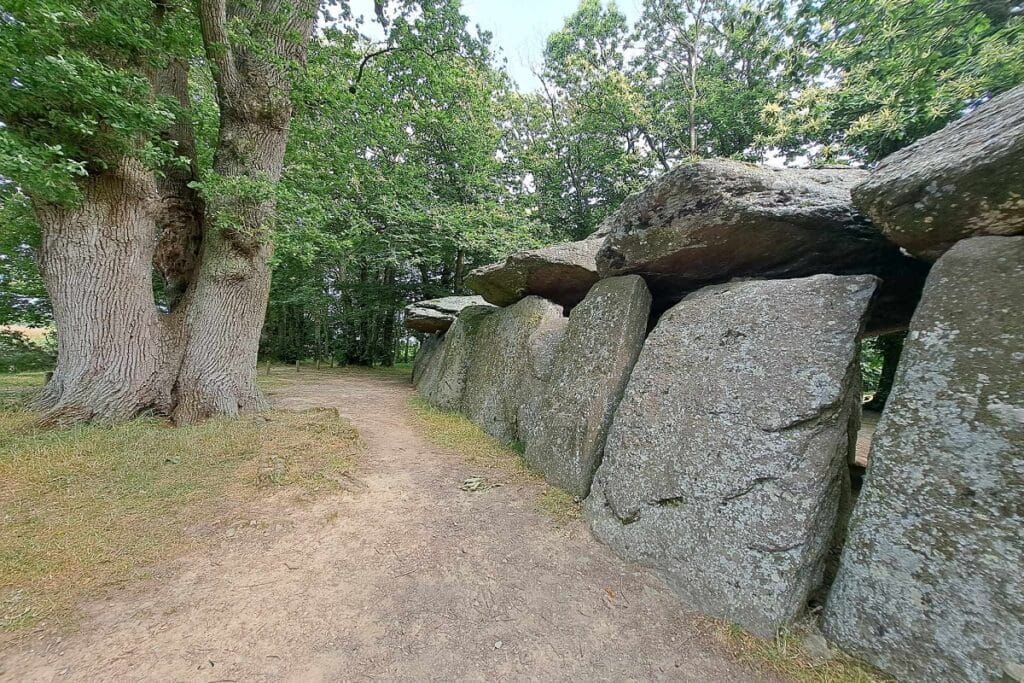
[538, 486, 582, 524]
[0, 389, 360, 637]
[408, 397, 534, 479]
[715, 621, 890, 683]
[367, 363, 414, 380]
[407, 397, 581, 523]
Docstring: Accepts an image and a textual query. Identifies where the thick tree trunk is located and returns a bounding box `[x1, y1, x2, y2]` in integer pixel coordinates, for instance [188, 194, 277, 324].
[171, 0, 317, 424]
[33, 160, 181, 425]
[27, 0, 315, 428]
[171, 116, 287, 423]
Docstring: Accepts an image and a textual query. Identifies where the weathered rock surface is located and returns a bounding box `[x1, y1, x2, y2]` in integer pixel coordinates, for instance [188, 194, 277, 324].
[416, 305, 495, 411]
[823, 237, 1024, 683]
[853, 85, 1024, 260]
[525, 276, 651, 497]
[404, 296, 495, 334]
[586, 274, 877, 637]
[465, 236, 604, 310]
[411, 333, 442, 386]
[595, 159, 928, 335]
[461, 296, 565, 443]
[515, 311, 570, 449]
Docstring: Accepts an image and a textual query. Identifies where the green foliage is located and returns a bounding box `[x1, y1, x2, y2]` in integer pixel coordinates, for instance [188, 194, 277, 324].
[2, 0, 1022, 375]
[263, 2, 546, 365]
[860, 340, 884, 397]
[0, 195, 49, 326]
[767, 0, 1024, 162]
[528, 0, 653, 239]
[195, 172, 278, 239]
[633, 0, 794, 163]
[0, 0, 196, 204]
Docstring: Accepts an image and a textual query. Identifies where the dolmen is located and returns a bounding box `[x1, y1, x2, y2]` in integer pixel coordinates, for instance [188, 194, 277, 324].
[405, 84, 1024, 683]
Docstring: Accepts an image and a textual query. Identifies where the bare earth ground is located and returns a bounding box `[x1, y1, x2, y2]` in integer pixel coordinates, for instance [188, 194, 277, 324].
[0, 371, 781, 682]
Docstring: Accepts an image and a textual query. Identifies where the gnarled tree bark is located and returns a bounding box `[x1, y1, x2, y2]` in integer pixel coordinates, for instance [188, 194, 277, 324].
[33, 0, 317, 427]
[172, 0, 316, 424]
[33, 159, 182, 426]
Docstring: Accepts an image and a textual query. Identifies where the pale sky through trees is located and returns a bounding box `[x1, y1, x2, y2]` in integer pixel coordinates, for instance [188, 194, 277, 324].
[349, 0, 644, 90]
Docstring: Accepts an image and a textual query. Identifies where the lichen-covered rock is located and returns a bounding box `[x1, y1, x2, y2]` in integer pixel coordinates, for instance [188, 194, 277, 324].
[411, 333, 442, 386]
[404, 296, 494, 334]
[515, 311, 569, 449]
[586, 274, 877, 637]
[416, 305, 495, 411]
[461, 296, 565, 443]
[525, 276, 651, 497]
[823, 236, 1024, 683]
[465, 238, 603, 310]
[596, 159, 928, 335]
[852, 85, 1024, 261]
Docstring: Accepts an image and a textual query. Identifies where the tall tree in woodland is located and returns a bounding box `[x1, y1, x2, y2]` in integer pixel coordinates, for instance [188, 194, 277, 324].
[632, 0, 792, 163]
[0, 0, 317, 425]
[263, 1, 542, 365]
[531, 0, 652, 240]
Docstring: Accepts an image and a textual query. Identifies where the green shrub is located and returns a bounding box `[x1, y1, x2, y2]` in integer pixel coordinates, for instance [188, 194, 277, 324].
[0, 330, 55, 373]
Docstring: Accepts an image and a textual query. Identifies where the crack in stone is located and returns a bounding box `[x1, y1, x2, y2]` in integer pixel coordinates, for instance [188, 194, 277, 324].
[747, 540, 805, 554]
[721, 476, 779, 503]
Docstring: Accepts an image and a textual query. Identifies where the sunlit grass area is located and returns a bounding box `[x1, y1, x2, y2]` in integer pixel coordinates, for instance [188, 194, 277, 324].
[0, 374, 360, 637]
[0, 325, 51, 346]
[0, 371, 47, 410]
[253, 362, 412, 393]
[408, 397, 581, 524]
[715, 622, 890, 683]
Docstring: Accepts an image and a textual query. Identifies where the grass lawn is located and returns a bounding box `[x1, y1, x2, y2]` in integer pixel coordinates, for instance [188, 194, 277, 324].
[408, 396, 580, 525]
[0, 372, 360, 638]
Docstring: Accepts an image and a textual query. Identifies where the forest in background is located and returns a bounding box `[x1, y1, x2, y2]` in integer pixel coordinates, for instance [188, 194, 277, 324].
[2, 0, 1022, 369]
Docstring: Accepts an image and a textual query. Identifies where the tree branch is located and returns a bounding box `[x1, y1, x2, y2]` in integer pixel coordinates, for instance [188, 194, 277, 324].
[196, 0, 239, 97]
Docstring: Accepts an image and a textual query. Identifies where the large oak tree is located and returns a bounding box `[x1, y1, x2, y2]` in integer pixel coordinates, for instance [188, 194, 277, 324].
[0, 0, 318, 425]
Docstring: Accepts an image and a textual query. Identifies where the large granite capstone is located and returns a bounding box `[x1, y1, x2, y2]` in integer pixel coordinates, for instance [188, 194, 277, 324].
[404, 295, 494, 334]
[465, 236, 605, 310]
[586, 274, 877, 637]
[595, 159, 928, 335]
[823, 236, 1024, 683]
[525, 275, 651, 497]
[852, 84, 1024, 260]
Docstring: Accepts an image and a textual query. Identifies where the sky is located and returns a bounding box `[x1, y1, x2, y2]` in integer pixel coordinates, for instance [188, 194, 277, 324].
[460, 0, 643, 90]
[348, 0, 644, 91]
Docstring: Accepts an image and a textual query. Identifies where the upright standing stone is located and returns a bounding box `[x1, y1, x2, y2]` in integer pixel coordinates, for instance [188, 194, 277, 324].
[824, 237, 1024, 683]
[411, 333, 442, 386]
[525, 275, 651, 497]
[586, 274, 877, 637]
[417, 305, 495, 411]
[515, 308, 569, 449]
[461, 296, 565, 443]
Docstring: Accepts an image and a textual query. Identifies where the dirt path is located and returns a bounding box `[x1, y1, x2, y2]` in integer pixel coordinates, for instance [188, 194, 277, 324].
[1, 371, 780, 682]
